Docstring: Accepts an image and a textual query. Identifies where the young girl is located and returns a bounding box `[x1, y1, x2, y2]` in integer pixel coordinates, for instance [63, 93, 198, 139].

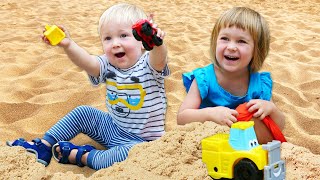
[177, 7, 285, 144]
[7, 3, 169, 170]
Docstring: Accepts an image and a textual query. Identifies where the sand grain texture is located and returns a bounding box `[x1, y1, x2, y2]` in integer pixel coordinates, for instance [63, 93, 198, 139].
[0, 0, 319, 179]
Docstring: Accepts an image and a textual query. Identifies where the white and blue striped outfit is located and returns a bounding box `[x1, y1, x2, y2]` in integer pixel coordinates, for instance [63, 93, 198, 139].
[43, 52, 170, 169]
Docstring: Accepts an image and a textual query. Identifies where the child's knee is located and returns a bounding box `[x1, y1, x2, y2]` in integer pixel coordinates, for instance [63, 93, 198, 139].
[73, 105, 93, 113]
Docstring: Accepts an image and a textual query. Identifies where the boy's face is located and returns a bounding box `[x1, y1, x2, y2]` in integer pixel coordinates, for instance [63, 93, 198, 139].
[215, 26, 254, 74]
[100, 20, 143, 69]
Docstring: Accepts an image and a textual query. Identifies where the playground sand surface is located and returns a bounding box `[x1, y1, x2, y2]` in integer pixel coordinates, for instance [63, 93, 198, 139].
[0, 0, 319, 179]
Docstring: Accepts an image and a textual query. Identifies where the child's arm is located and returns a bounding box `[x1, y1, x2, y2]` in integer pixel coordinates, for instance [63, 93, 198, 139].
[148, 16, 168, 71]
[177, 79, 238, 126]
[42, 25, 100, 77]
[149, 39, 167, 71]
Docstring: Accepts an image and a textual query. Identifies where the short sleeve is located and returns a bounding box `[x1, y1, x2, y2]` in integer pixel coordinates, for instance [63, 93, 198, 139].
[149, 63, 170, 78]
[88, 56, 107, 85]
[182, 65, 211, 100]
[182, 71, 194, 92]
[143, 52, 170, 79]
[259, 72, 273, 100]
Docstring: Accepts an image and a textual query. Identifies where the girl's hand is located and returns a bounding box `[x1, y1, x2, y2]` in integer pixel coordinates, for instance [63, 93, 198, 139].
[247, 99, 275, 120]
[41, 25, 72, 48]
[207, 106, 238, 127]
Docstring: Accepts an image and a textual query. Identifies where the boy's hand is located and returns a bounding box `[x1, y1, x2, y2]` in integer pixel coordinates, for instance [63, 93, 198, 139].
[41, 25, 71, 47]
[148, 14, 166, 40]
[247, 99, 275, 120]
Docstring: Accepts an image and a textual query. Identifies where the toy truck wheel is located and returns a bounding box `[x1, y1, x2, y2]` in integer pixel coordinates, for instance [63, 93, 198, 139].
[142, 41, 153, 51]
[152, 34, 163, 46]
[234, 159, 263, 180]
[132, 29, 142, 41]
[141, 22, 153, 36]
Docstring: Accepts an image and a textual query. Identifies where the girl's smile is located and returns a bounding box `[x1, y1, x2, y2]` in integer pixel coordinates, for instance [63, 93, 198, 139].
[224, 55, 239, 61]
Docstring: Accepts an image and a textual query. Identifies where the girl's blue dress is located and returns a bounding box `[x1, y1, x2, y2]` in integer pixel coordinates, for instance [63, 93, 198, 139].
[182, 64, 272, 109]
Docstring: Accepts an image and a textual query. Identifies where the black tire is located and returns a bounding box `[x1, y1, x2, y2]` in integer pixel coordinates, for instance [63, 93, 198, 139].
[142, 41, 153, 51]
[141, 22, 152, 36]
[132, 29, 142, 41]
[152, 34, 163, 46]
[234, 159, 263, 180]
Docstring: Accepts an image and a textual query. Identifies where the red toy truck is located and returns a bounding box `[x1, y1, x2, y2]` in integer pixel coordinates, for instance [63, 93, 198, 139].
[132, 19, 163, 51]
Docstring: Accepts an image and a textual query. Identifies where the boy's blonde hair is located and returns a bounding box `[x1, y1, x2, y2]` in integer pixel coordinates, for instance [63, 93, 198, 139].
[210, 7, 270, 72]
[98, 3, 147, 37]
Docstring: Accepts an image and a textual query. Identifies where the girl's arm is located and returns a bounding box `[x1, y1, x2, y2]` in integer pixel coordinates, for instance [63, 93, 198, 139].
[268, 103, 286, 130]
[42, 25, 100, 77]
[177, 79, 206, 125]
[177, 79, 238, 126]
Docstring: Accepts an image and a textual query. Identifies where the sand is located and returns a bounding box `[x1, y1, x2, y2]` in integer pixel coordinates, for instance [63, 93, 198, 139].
[0, 0, 319, 179]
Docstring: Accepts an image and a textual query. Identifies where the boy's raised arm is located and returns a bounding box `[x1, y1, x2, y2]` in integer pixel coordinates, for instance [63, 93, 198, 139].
[42, 25, 100, 77]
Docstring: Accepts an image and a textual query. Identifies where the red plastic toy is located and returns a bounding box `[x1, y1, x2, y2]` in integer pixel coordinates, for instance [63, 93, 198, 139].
[132, 19, 163, 51]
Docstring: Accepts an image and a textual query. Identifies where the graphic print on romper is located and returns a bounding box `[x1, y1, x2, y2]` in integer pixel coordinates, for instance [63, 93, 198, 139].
[106, 77, 146, 118]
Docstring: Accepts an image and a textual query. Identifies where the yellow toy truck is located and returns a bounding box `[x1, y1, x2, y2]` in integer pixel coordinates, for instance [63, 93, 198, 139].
[202, 121, 285, 180]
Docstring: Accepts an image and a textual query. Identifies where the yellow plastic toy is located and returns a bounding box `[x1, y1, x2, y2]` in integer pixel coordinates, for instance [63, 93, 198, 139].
[202, 121, 286, 179]
[43, 25, 65, 46]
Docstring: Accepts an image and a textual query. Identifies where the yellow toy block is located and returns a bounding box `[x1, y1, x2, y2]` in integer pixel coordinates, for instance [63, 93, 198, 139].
[44, 25, 65, 46]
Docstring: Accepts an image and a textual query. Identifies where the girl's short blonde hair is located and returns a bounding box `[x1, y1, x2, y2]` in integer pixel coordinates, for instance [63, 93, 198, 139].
[210, 7, 270, 72]
[98, 3, 147, 37]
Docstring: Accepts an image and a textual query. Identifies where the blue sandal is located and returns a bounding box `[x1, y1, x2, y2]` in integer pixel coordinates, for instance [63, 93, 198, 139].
[52, 141, 95, 167]
[6, 138, 52, 166]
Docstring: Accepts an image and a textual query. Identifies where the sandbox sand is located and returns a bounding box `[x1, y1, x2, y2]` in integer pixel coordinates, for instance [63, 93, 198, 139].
[0, 0, 319, 179]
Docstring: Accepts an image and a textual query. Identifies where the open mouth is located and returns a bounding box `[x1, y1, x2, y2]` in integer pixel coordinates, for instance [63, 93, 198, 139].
[225, 55, 239, 61]
[115, 52, 125, 58]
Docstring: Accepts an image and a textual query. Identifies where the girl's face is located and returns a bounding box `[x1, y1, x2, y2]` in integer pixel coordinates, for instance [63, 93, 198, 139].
[216, 26, 254, 74]
[100, 20, 143, 69]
